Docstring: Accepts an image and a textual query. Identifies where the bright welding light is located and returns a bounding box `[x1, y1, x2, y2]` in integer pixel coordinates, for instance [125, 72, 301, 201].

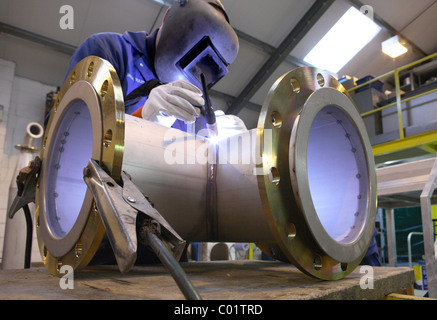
[214, 110, 248, 140]
[208, 134, 220, 145]
[156, 112, 177, 128]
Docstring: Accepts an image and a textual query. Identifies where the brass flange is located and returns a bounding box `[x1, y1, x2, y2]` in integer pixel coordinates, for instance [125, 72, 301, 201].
[35, 56, 125, 275]
[256, 67, 377, 280]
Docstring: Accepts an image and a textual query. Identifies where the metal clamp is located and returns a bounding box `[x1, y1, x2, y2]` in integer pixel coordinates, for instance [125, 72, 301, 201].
[7, 156, 41, 268]
[83, 159, 201, 300]
[8, 156, 41, 219]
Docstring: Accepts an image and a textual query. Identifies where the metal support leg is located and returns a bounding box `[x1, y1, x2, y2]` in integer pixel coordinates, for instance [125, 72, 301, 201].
[385, 208, 397, 267]
[407, 232, 423, 268]
[420, 197, 437, 298]
[420, 159, 437, 298]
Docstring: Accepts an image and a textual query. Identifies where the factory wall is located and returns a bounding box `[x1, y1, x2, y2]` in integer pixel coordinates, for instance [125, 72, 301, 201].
[0, 57, 55, 265]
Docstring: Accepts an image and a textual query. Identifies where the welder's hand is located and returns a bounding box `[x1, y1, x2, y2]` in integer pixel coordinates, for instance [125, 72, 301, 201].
[215, 110, 248, 138]
[142, 80, 204, 127]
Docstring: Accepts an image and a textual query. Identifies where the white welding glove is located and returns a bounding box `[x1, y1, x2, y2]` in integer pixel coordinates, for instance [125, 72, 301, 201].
[215, 110, 248, 138]
[142, 80, 205, 127]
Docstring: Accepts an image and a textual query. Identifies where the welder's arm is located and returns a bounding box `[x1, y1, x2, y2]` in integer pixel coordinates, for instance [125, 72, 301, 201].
[134, 80, 205, 127]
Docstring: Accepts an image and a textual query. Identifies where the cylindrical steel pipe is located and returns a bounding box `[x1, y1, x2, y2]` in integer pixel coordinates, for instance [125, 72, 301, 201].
[35, 56, 376, 280]
[122, 116, 274, 243]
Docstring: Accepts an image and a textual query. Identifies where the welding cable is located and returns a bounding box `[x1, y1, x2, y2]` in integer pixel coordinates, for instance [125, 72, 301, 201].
[23, 205, 33, 269]
[146, 231, 202, 300]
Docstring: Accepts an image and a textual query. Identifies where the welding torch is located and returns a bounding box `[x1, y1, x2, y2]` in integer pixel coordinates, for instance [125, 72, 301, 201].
[199, 73, 218, 138]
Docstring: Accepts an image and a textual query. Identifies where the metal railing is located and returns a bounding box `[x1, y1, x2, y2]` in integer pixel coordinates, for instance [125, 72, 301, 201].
[348, 52, 437, 142]
[407, 232, 424, 268]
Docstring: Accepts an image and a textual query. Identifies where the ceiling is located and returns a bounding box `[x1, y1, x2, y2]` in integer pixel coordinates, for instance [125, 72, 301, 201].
[1, 0, 436, 128]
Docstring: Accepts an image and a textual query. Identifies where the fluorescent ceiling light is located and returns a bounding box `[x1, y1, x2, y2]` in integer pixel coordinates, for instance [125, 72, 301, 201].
[382, 35, 408, 58]
[304, 7, 381, 74]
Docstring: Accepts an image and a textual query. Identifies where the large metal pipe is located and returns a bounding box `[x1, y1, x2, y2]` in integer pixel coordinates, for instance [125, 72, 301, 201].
[121, 116, 274, 243]
[35, 56, 377, 280]
[2, 122, 43, 269]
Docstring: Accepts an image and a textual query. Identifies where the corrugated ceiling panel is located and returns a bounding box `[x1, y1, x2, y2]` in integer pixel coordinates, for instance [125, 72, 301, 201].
[222, 0, 316, 48]
[402, 1, 437, 54]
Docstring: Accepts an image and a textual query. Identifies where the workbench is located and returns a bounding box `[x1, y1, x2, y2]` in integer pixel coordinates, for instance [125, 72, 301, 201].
[0, 260, 414, 300]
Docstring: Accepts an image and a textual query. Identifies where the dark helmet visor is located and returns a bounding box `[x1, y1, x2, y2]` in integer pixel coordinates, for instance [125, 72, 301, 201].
[155, 0, 238, 88]
[176, 36, 229, 89]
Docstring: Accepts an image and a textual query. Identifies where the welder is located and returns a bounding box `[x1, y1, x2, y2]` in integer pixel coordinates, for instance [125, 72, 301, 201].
[64, 0, 244, 135]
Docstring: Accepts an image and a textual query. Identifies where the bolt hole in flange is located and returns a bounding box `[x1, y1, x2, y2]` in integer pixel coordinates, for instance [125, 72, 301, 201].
[317, 73, 325, 87]
[87, 62, 94, 77]
[341, 263, 348, 271]
[287, 223, 296, 240]
[104, 129, 112, 148]
[313, 255, 322, 271]
[100, 80, 109, 98]
[269, 167, 280, 186]
[75, 241, 83, 258]
[290, 78, 301, 93]
[70, 72, 76, 85]
[271, 111, 282, 128]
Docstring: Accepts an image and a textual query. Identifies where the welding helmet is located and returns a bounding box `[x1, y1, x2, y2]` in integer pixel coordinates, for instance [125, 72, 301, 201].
[154, 0, 239, 89]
